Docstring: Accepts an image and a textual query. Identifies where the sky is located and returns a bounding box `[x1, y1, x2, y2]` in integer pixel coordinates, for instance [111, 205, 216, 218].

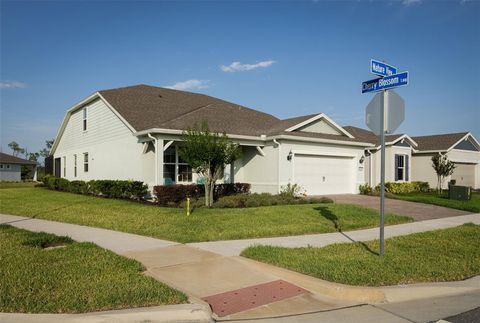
[1, 0, 479, 155]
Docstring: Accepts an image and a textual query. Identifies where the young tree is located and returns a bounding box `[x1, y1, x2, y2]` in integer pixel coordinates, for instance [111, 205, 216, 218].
[178, 122, 241, 207]
[431, 154, 455, 194]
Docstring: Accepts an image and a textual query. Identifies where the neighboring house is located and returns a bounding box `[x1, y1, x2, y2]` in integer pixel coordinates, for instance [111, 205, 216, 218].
[411, 132, 480, 189]
[50, 84, 374, 195]
[0, 152, 37, 181]
[343, 126, 418, 187]
[343, 127, 480, 190]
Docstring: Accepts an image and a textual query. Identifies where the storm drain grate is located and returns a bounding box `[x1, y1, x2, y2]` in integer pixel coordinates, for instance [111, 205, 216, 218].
[202, 280, 307, 317]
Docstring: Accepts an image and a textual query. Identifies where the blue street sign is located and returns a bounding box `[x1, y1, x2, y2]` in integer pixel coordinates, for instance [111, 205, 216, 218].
[362, 71, 409, 93]
[371, 59, 397, 77]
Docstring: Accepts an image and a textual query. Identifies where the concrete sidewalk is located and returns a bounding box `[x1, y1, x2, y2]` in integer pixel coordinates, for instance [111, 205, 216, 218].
[2, 212, 479, 321]
[0, 214, 178, 254]
[187, 213, 480, 256]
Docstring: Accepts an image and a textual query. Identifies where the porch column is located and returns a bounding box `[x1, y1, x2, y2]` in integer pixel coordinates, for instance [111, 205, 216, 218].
[32, 165, 37, 181]
[156, 138, 164, 186]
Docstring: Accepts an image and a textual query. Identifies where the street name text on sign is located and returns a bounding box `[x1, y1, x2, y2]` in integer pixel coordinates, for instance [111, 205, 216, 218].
[362, 71, 409, 93]
[371, 59, 397, 77]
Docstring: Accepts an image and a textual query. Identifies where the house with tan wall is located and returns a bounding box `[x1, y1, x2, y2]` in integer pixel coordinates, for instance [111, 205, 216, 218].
[50, 84, 479, 195]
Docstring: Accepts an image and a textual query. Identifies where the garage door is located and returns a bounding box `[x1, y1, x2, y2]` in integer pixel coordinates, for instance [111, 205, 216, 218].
[452, 163, 476, 187]
[294, 154, 355, 195]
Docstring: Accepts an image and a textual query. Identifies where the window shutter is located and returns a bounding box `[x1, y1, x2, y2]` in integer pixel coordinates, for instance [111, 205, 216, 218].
[394, 154, 399, 181]
[405, 155, 409, 181]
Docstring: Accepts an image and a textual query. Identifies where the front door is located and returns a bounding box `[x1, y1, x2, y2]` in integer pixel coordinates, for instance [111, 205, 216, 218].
[54, 158, 61, 177]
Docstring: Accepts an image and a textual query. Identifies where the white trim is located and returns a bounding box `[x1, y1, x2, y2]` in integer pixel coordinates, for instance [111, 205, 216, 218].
[269, 134, 374, 147]
[447, 133, 480, 152]
[292, 150, 356, 158]
[256, 146, 266, 156]
[450, 159, 479, 164]
[163, 140, 174, 152]
[97, 92, 136, 132]
[284, 113, 355, 138]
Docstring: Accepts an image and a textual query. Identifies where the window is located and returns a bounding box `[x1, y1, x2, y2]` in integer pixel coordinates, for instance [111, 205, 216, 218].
[178, 152, 192, 182]
[83, 108, 87, 131]
[395, 154, 409, 181]
[0, 164, 3, 169]
[6, 165, 10, 169]
[163, 146, 192, 184]
[74, 154, 77, 177]
[63, 156, 66, 177]
[83, 153, 89, 172]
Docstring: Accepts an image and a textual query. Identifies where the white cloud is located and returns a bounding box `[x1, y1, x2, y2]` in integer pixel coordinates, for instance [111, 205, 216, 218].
[402, 0, 422, 6]
[0, 80, 27, 89]
[220, 60, 275, 72]
[164, 79, 209, 91]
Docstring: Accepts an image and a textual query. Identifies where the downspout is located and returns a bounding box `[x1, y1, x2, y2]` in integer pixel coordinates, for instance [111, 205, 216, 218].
[147, 133, 158, 185]
[366, 149, 372, 186]
[273, 139, 281, 193]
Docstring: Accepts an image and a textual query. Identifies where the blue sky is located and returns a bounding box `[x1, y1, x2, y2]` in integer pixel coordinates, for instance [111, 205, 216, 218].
[1, 0, 479, 154]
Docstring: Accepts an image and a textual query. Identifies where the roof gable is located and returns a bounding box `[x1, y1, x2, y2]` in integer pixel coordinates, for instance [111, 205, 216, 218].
[411, 132, 472, 152]
[452, 135, 480, 152]
[284, 114, 354, 138]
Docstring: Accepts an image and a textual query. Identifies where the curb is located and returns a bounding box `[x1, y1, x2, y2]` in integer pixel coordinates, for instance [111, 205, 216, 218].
[235, 257, 480, 304]
[0, 303, 214, 323]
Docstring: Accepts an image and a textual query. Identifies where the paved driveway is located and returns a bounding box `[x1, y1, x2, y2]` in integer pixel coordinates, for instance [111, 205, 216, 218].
[327, 194, 470, 221]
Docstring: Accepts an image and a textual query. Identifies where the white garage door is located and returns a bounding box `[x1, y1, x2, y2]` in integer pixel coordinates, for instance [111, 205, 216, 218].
[452, 163, 476, 187]
[294, 154, 355, 195]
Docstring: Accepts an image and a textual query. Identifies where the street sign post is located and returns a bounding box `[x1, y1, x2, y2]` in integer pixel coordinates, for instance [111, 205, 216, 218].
[371, 59, 397, 77]
[362, 60, 408, 256]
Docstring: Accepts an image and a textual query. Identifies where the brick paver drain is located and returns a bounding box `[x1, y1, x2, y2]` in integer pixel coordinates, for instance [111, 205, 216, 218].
[202, 280, 307, 317]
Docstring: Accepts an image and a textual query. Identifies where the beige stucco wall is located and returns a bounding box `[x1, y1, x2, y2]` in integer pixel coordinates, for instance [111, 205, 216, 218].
[296, 119, 342, 135]
[412, 150, 480, 189]
[367, 145, 413, 186]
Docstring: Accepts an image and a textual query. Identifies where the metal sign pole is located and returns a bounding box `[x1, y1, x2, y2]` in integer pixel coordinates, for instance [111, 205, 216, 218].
[379, 89, 386, 256]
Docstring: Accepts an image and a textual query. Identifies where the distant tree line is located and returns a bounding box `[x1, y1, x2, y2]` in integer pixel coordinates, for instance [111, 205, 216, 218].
[7, 139, 54, 166]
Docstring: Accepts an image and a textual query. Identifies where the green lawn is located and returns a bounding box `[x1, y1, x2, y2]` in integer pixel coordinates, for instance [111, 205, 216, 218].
[390, 191, 480, 213]
[241, 223, 480, 286]
[0, 187, 412, 243]
[0, 181, 37, 189]
[0, 225, 187, 313]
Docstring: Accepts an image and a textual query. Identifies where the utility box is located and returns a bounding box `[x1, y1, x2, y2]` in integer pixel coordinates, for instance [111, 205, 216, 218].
[449, 185, 471, 201]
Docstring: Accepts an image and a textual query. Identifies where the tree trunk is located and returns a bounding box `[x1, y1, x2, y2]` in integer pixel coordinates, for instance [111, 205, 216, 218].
[209, 179, 214, 207]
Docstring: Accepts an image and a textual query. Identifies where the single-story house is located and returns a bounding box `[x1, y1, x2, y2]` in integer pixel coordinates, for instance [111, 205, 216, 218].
[342, 127, 480, 190]
[50, 84, 374, 195]
[50, 84, 479, 195]
[0, 152, 37, 181]
[411, 132, 480, 189]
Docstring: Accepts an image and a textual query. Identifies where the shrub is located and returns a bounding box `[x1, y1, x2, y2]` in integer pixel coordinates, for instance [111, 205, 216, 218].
[41, 176, 148, 200]
[22, 232, 73, 248]
[213, 193, 333, 208]
[361, 181, 430, 195]
[359, 184, 373, 195]
[279, 183, 306, 198]
[153, 183, 251, 206]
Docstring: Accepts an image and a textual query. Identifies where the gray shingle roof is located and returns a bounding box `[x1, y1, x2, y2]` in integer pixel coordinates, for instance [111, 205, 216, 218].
[0, 152, 37, 165]
[343, 126, 403, 146]
[411, 132, 468, 151]
[99, 85, 280, 136]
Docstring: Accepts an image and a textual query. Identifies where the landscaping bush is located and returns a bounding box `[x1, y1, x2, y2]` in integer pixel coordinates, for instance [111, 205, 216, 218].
[41, 175, 148, 201]
[153, 183, 251, 206]
[213, 193, 333, 208]
[359, 181, 430, 195]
